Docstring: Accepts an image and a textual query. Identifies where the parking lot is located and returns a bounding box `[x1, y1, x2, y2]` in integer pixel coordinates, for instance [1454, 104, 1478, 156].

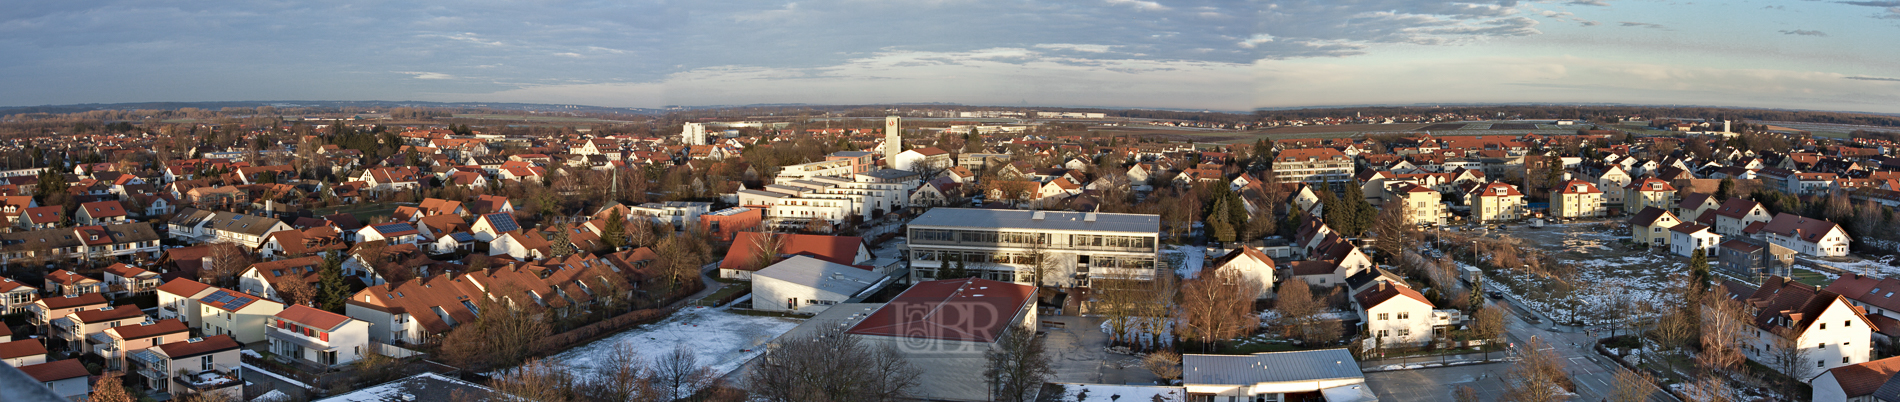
[1365, 363, 1515, 402]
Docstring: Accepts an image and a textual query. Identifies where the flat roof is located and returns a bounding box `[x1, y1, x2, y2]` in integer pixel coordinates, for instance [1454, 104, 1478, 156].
[1183, 349, 1362, 386]
[908, 208, 1159, 234]
[754, 256, 883, 296]
[846, 278, 1034, 343]
[858, 168, 918, 178]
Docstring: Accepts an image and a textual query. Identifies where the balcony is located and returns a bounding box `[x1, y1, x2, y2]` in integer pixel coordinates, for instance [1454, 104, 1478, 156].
[173, 370, 242, 394]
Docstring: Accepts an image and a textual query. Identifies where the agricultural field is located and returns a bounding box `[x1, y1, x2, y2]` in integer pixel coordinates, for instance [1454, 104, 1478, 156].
[449, 114, 625, 123]
[1746, 120, 1896, 138]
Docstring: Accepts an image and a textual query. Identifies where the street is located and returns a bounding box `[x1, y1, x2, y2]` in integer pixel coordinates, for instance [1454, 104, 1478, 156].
[1494, 297, 1673, 402]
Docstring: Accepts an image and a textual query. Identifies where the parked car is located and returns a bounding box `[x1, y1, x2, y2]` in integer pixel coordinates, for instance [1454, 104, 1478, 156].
[1486, 291, 1504, 300]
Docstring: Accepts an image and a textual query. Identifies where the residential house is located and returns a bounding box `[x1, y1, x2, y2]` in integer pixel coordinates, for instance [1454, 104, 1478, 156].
[0, 278, 37, 315]
[18, 359, 91, 401]
[469, 212, 521, 242]
[44, 269, 105, 296]
[1730, 277, 1874, 379]
[1811, 356, 1900, 402]
[1624, 177, 1677, 214]
[357, 222, 421, 245]
[99, 319, 191, 370]
[1675, 193, 1721, 222]
[1, 338, 47, 367]
[1469, 182, 1526, 223]
[1670, 223, 1722, 258]
[269, 305, 370, 367]
[167, 208, 292, 250]
[28, 293, 109, 330]
[129, 335, 244, 401]
[157, 278, 217, 329]
[1205, 247, 1276, 300]
[1552, 179, 1605, 218]
[52, 306, 145, 354]
[257, 226, 347, 260]
[237, 256, 323, 303]
[1383, 182, 1446, 225]
[17, 206, 65, 229]
[197, 288, 286, 343]
[1628, 207, 1681, 247]
[76, 200, 129, 225]
[1356, 281, 1444, 349]
[892, 146, 954, 173]
[1760, 213, 1853, 257]
[103, 263, 162, 297]
[1712, 198, 1773, 237]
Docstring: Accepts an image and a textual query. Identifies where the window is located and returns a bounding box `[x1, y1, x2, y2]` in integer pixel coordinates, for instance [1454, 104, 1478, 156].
[1819, 360, 1826, 368]
[1378, 313, 1389, 320]
[1398, 329, 1410, 337]
[1398, 312, 1410, 320]
[201, 355, 213, 371]
[1821, 323, 1827, 330]
[1847, 320, 1853, 327]
[1820, 343, 1827, 349]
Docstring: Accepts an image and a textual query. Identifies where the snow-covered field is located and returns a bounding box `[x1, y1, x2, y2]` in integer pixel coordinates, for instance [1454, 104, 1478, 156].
[544, 306, 803, 381]
[1480, 254, 1685, 327]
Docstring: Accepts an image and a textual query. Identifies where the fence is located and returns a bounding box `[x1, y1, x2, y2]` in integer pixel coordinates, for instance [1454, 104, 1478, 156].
[369, 341, 426, 359]
[534, 307, 678, 352]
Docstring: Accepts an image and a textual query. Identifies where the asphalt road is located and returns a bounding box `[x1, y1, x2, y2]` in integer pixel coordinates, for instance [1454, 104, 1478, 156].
[1493, 297, 1674, 402]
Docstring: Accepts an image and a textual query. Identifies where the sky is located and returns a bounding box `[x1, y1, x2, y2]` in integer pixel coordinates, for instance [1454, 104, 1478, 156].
[3, 0, 1899, 113]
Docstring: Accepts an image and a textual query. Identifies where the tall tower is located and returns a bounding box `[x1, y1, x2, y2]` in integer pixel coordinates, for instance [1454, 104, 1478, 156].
[884, 116, 902, 163]
[682, 122, 708, 146]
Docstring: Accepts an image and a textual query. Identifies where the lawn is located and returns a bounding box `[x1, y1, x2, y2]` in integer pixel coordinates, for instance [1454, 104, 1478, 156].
[1458, 223, 1686, 327]
[541, 306, 801, 395]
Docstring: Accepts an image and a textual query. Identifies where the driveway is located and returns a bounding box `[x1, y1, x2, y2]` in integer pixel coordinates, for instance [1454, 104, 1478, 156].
[1038, 315, 1158, 386]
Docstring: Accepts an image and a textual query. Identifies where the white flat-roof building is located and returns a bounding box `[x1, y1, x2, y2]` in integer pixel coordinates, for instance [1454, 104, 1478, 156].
[750, 256, 885, 314]
[738, 176, 907, 228]
[906, 208, 1160, 287]
[1183, 349, 1374, 402]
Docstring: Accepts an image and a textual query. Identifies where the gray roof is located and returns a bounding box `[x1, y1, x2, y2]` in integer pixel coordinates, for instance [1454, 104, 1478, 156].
[753, 256, 883, 297]
[908, 208, 1160, 234]
[858, 169, 918, 179]
[1182, 349, 1363, 386]
[314, 372, 494, 402]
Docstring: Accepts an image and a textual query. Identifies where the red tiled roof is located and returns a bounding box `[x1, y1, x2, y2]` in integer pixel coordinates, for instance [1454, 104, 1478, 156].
[72, 306, 144, 323]
[1355, 281, 1433, 308]
[155, 334, 242, 359]
[157, 278, 213, 298]
[17, 359, 89, 382]
[719, 232, 864, 272]
[847, 278, 1035, 343]
[39, 293, 108, 310]
[106, 319, 190, 340]
[276, 304, 353, 331]
[0, 339, 47, 359]
[1824, 356, 1900, 397]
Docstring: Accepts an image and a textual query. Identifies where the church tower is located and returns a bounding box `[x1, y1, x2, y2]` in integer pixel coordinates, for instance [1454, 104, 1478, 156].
[884, 116, 902, 164]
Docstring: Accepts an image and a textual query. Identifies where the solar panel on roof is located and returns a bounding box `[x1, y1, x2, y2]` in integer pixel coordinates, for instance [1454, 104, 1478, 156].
[487, 214, 519, 232]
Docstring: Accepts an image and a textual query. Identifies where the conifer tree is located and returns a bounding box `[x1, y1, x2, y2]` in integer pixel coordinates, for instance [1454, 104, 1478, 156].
[318, 252, 350, 312]
[603, 210, 628, 250]
[548, 225, 578, 257]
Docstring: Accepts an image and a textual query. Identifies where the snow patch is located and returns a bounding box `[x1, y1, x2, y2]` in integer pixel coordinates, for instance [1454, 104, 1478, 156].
[542, 306, 801, 391]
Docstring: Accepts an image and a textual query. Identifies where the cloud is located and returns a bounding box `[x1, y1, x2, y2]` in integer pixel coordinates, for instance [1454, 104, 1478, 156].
[1779, 29, 1828, 36]
[1619, 21, 1668, 29]
[1836, 1, 1900, 18]
[1104, 0, 1170, 11]
[1566, 0, 1610, 6]
[1237, 34, 1276, 48]
[399, 72, 456, 80]
[1032, 43, 1115, 53]
[1845, 76, 1900, 82]
[1579, 20, 1602, 26]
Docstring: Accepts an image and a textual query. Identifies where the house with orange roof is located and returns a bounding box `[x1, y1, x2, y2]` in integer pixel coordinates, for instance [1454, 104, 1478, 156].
[1469, 182, 1526, 223]
[99, 319, 190, 370]
[157, 278, 217, 328]
[44, 269, 104, 296]
[103, 263, 162, 296]
[1624, 177, 1676, 213]
[1551, 179, 1605, 218]
[1354, 281, 1443, 349]
[269, 305, 370, 367]
[1728, 277, 1875, 378]
[1810, 356, 1900, 401]
[0, 277, 37, 315]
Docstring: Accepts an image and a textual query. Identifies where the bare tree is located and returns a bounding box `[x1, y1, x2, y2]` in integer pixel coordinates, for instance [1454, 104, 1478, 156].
[1141, 350, 1182, 382]
[489, 358, 581, 402]
[1275, 281, 1337, 345]
[1697, 291, 1750, 374]
[1471, 305, 1507, 361]
[439, 288, 550, 371]
[986, 324, 1054, 402]
[1372, 198, 1419, 262]
[1682, 374, 1737, 402]
[1610, 367, 1658, 402]
[275, 277, 318, 308]
[1501, 338, 1573, 402]
[749, 326, 921, 402]
[745, 231, 784, 271]
[1764, 333, 1817, 399]
[204, 242, 254, 288]
[89, 371, 134, 402]
[1454, 386, 1481, 402]
[1175, 268, 1262, 351]
[654, 343, 714, 401]
[1091, 272, 1145, 346]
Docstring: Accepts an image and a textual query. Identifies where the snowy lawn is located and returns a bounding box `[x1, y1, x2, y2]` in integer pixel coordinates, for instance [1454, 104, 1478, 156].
[543, 306, 803, 380]
[1473, 225, 1689, 327]
[1163, 246, 1208, 278]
